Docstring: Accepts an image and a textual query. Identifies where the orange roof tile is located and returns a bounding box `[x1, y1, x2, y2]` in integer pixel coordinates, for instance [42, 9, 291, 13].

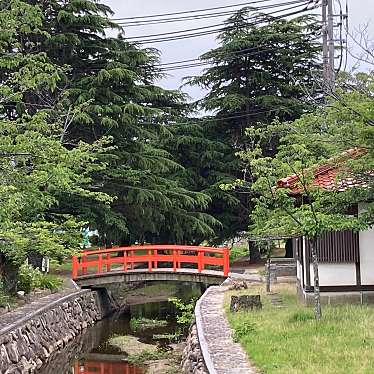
[277, 148, 368, 195]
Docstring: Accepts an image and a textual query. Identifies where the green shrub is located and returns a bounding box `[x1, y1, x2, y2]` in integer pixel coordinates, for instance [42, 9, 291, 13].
[289, 309, 315, 323]
[38, 274, 63, 292]
[17, 263, 63, 293]
[0, 281, 10, 307]
[233, 322, 257, 342]
[17, 264, 41, 293]
[169, 297, 196, 326]
[229, 246, 248, 262]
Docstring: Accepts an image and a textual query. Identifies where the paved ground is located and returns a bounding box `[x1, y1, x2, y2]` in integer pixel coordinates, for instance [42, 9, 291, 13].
[0, 288, 78, 334]
[197, 286, 258, 374]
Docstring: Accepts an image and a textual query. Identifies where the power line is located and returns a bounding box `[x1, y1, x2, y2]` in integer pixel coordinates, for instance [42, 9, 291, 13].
[121, 1, 310, 40]
[111, 0, 288, 21]
[85, 33, 320, 74]
[117, 0, 309, 27]
[128, 4, 319, 45]
[142, 102, 314, 127]
[159, 39, 320, 71]
[160, 32, 320, 66]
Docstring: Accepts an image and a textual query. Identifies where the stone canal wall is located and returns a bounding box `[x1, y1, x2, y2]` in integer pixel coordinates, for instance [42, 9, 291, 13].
[181, 321, 208, 374]
[0, 289, 114, 373]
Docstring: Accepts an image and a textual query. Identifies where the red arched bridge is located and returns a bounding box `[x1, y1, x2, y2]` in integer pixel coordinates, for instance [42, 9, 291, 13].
[72, 245, 230, 287]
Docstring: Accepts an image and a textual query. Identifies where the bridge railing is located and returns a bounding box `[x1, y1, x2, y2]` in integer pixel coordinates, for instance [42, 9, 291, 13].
[72, 245, 230, 279]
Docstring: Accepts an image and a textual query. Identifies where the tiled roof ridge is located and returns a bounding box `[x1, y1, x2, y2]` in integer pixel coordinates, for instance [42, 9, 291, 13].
[278, 147, 367, 193]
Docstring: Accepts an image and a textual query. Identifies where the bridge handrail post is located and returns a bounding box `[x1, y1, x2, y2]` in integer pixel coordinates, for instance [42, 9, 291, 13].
[72, 256, 78, 279]
[98, 254, 103, 274]
[148, 248, 153, 272]
[198, 250, 203, 273]
[173, 248, 177, 271]
[82, 254, 87, 275]
[123, 249, 127, 272]
[106, 253, 110, 272]
[223, 247, 230, 276]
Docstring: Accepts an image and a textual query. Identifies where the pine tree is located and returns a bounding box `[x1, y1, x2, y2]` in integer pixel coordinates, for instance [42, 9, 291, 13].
[0, 0, 110, 292]
[3, 0, 220, 245]
[185, 9, 321, 246]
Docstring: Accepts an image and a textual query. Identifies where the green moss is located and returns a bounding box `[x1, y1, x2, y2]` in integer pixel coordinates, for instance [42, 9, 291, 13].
[107, 335, 156, 355]
[130, 317, 169, 331]
[127, 349, 168, 366]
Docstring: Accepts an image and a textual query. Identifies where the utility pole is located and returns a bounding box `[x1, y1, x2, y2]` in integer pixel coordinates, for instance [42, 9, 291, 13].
[322, 0, 335, 90]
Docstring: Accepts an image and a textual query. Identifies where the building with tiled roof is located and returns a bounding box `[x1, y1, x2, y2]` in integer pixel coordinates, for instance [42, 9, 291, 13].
[278, 149, 374, 305]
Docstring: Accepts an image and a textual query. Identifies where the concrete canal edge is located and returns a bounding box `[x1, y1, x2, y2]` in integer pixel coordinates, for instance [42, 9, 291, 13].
[182, 285, 257, 374]
[0, 289, 115, 373]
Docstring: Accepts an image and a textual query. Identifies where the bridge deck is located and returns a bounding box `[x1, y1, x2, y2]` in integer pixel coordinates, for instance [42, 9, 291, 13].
[74, 267, 227, 287]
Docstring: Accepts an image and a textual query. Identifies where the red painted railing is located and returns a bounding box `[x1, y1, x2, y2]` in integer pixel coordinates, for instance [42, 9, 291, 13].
[72, 245, 230, 279]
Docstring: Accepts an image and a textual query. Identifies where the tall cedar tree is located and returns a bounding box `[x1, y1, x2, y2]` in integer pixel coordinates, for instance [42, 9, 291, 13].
[186, 9, 321, 247]
[0, 0, 112, 292]
[3, 0, 221, 245]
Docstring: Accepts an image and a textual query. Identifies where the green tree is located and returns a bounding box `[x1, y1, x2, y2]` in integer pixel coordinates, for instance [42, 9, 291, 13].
[241, 72, 374, 319]
[0, 0, 111, 293]
[2, 0, 220, 245]
[186, 9, 321, 246]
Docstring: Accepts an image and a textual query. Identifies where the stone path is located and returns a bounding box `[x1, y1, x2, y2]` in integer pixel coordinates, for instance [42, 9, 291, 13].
[196, 286, 257, 374]
[0, 289, 78, 334]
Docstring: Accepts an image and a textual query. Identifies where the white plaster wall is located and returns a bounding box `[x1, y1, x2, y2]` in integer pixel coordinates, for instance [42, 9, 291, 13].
[359, 228, 374, 285]
[358, 203, 374, 285]
[296, 260, 302, 282]
[309, 263, 356, 286]
[302, 237, 308, 284]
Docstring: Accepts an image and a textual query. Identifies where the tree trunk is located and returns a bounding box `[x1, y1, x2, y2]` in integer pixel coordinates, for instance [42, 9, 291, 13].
[309, 237, 322, 320]
[266, 256, 271, 293]
[248, 240, 261, 263]
[0, 254, 18, 295]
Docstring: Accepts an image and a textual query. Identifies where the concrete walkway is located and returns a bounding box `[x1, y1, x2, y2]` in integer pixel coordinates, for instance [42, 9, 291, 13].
[196, 285, 257, 374]
[0, 289, 79, 334]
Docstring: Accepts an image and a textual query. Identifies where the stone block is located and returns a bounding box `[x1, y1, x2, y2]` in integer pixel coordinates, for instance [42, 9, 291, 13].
[230, 295, 262, 312]
[328, 293, 361, 306]
[361, 292, 374, 304]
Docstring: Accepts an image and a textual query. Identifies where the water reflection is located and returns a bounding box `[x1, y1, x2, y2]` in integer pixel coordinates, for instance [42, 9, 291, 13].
[37, 282, 202, 374]
[73, 360, 143, 374]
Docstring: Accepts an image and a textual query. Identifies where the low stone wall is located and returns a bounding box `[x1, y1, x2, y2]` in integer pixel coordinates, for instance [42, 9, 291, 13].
[0, 289, 114, 373]
[181, 322, 208, 374]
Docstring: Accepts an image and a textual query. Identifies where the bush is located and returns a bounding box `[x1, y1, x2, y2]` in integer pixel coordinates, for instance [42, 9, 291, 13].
[38, 273, 63, 292]
[229, 246, 248, 262]
[0, 280, 10, 307]
[233, 322, 257, 342]
[169, 297, 196, 326]
[17, 264, 41, 293]
[289, 309, 315, 323]
[17, 263, 63, 293]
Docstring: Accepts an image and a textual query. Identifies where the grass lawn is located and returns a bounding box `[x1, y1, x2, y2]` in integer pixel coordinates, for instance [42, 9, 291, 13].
[225, 284, 374, 374]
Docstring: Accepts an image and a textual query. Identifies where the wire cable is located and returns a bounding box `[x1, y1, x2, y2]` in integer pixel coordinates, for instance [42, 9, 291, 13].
[129, 4, 319, 45]
[121, 1, 311, 40]
[111, 0, 292, 21]
[117, 0, 309, 27]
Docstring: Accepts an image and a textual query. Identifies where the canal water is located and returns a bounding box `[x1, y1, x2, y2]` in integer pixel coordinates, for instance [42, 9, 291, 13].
[38, 282, 202, 374]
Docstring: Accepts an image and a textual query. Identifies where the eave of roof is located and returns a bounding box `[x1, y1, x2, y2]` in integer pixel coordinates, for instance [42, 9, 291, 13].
[277, 148, 368, 195]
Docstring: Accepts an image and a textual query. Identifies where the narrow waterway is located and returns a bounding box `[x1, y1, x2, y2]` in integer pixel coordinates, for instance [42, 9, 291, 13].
[37, 282, 202, 374]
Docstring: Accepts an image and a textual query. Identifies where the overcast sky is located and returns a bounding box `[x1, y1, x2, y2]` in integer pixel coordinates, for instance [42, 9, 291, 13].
[104, 0, 374, 101]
